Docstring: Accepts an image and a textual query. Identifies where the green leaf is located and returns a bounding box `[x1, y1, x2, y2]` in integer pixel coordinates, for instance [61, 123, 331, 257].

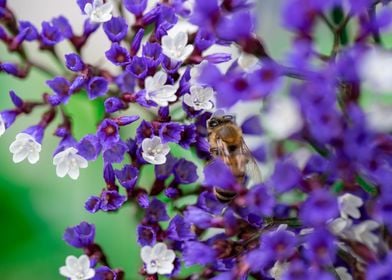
[356, 175, 378, 196]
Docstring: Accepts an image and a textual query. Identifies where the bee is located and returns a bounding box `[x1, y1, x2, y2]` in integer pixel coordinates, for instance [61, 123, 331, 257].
[207, 112, 262, 202]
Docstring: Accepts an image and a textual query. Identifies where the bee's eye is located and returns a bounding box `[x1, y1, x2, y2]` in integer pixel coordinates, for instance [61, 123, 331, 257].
[209, 119, 219, 128]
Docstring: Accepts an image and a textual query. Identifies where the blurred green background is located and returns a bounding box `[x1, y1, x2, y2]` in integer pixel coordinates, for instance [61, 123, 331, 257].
[3, 0, 390, 279]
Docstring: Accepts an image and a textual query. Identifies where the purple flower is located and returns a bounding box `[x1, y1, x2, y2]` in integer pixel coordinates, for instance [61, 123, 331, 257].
[124, 0, 147, 16]
[260, 226, 296, 261]
[367, 253, 392, 280]
[116, 71, 136, 93]
[178, 124, 197, 149]
[183, 241, 216, 266]
[41, 21, 63, 46]
[159, 122, 184, 143]
[77, 134, 102, 161]
[18, 21, 38, 41]
[52, 16, 73, 39]
[103, 163, 115, 186]
[103, 16, 128, 42]
[197, 191, 225, 215]
[216, 11, 254, 41]
[246, 184, 274, 216]
[104, 97, 124, 113]
[126, 56, 148, 79]
[46, 76, 71, 105]
[167, 215, 195, 241]
[142, 42, 162, 69]
[92, 266, 117, 280]
[241, 115, 263, 135]
[102, 140, 128, 163]
[137, 225, 156, 246]
[97, 119, 120, 146]
[105, 43, 131, 66]
[195, 29, 215, 51]
[116, 115, 140, 126]
[85, 196, 101, 213]
[87, 77, 109, 99]
[9, 90, 23, 108]
[130, 28, 144, 55]
[300, 189, 339, 227]
[190, 0, 220, 32]
[76, 0, 92, 13]
[173, 159, 198, 184]
[115, 164, 139, 190]
[100, 190, 127, 212]
[203, 158, 236, 190]
[267, 160, 301, 193]
[145, 198, 170, 223]
[135, 120, 154, 144]
[154, 154, 178, 180]
[304, 229, 336, 265]
[65, 53, 84, 72]
[63, 221, 95, 248]
[184, 206, 214, 229]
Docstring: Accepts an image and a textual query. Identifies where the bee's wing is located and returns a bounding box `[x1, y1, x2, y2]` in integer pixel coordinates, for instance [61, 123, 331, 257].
[240, 139, 262, 186]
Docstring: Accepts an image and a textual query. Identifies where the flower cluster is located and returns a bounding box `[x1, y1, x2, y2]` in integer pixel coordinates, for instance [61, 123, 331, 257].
[2, 0, 392, 279]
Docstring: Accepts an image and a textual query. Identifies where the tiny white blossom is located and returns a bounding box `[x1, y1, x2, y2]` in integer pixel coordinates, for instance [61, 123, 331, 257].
[9, 133, 41, 164]
[262, 97, 303, 140]
[183, 85, 215, 111]
[84, 0, 113, 23]
[338, 193, 363, 219]
[328, 217, 352, 235]
[53, 147, 88, 180]
[59, 254, 95, 280]
[360, 48, 392, 93]
[145, 71, 178, 106]
[238, 52, 260, 72]
[161, 31, 194, 62]
[142, 136, 170, 165]
[366, 102, 392, 133]
[141, 242, 176, 275]
[269, 261, 288, 279]
[0, 114, 5, 137]
[336, 267, 353, 280]
[351, 220, 380, 251]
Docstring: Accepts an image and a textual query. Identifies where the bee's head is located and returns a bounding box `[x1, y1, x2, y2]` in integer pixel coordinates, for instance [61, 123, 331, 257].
[207, 114, 236, 129]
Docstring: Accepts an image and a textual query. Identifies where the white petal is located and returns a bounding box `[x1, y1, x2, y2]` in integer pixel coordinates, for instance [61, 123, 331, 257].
[336, 267, 353, 280]
[162, 36, 174, 53]
[183, 94, 193, 107]
[157, 262, 174, 275]
[93, 0, 103, 8]
[53, 152, 65, 165]
[59, 266, 73, 278]
[174, 32, 187, 50]
[146, 263, 158, 275]
[68, 166, 80, 180]
[83, 268, 95, 279]
[84, 3, 93, 14]
[27, 151, 40, 164]
[150, 136, 162, 146]
[141, 246, 152, 263]
[154, 71, 168, 87]
[180, 44, 194, 61]
[65, 255, 79, 270]
[56, 160, 70, 178]
[13, 150, 28, 163]
[9, 140, 24, 153]
[152, 243, 168, 258]
[78, 255, 91, 272]
[161, 249, 175, 263]
[0, 117, 5, 137]
[142, 138, 152, 152]
[160, 144, 170, 156]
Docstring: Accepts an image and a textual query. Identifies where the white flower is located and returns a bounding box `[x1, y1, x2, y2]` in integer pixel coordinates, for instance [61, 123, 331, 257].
[84, 0, 113, 23]
[59, 254, 95, 280]
[238, 52, 260, 72]
[336, 267, 353, 280]
[162, 31, 194, 62]
[328, 217, 352, 235]
[0, 114, 5, 137]
[145, 71, 178, 106]
[262, 97, 303, 140]
[269, 261, 288, 280]
[366, 102, 392, 133]
[9, 133, 41, 164]
[359, 47, 392, 93]
[141, 243, 176, 275]
[183, 85, 215, 111]
[53, 147, 88, 180]
[338, 193, 363, 219]
[142, 136, 170, 165]
[351, 220, 380, 251]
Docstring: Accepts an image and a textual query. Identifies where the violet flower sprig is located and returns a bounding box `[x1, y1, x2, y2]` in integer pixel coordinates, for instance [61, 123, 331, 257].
[2, 0, 392, 279]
